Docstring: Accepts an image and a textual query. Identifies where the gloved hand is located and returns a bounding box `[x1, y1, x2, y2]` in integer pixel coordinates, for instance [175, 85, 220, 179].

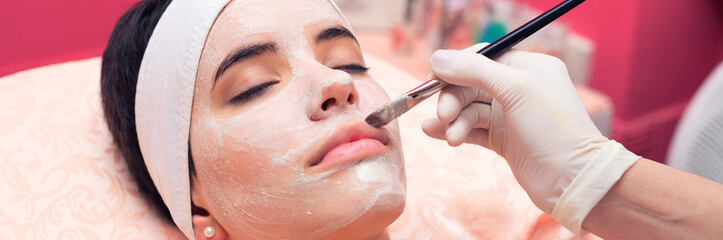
[422, 43, 640, 235]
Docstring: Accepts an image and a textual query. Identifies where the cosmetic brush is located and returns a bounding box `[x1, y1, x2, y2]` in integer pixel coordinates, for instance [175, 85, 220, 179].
[365, 0, 586, 128]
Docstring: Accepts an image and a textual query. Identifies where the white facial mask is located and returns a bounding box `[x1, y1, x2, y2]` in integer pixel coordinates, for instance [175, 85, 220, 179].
[189, 0, 406, 239]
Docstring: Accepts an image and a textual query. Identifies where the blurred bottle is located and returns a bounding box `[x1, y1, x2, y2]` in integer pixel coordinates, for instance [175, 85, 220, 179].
[478, 0, 513, 43]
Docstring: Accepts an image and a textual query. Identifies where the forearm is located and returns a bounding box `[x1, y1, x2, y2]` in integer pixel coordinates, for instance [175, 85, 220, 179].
[583, 158, 723, 239]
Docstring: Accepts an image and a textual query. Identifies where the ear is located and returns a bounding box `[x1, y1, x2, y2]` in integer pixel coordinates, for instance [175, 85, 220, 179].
[191, 176, 229, 240]
[192, 214, 228, 240]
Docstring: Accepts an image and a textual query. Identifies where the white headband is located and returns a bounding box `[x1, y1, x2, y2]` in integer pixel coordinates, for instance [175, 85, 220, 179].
[135, 0, 351, 238]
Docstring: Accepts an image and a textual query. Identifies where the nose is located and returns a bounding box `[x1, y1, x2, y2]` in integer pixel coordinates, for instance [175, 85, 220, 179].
[307, 71, 359, 121]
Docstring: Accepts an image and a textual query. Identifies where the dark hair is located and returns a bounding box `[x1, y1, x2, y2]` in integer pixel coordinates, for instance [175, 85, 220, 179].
[101, 0, 197, 223]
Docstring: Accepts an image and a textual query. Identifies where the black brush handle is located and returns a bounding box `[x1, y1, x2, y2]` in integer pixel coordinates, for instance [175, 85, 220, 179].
[368, 0, 586, 128]
[477, 0, 586, 59]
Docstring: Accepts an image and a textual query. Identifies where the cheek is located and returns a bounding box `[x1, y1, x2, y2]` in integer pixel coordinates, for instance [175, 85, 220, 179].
[215, 77, 319, 151]
[190, 81, 313, 198]
[212, 87, 314, 174]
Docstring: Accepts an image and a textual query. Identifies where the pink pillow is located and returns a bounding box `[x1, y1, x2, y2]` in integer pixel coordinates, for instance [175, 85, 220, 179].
[0, 58, 183, 239]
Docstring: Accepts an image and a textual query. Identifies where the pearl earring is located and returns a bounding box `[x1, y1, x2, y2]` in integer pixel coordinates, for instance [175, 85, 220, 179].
[203, 226, 216, 238]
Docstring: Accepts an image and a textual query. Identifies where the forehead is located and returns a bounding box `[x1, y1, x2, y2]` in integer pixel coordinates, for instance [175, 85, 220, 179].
[211, 0, 343, 37]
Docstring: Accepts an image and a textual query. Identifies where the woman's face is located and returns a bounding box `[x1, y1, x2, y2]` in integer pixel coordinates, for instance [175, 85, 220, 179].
[189, 0, 405, 239]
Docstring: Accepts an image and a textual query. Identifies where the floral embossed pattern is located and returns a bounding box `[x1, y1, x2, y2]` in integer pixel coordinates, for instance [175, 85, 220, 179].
[0, 56, 594, 239]
[0, 58, 184, 239]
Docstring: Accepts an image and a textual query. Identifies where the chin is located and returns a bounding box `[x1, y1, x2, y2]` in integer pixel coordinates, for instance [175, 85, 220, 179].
[314, 152, 406, 240]
[318, 191, 406, 240]
[343, 155, 407, 238]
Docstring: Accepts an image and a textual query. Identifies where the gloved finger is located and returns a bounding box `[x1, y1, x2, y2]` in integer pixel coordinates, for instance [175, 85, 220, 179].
[461, 42, 490, 53]
[427, 42, 490, 87]
[465, 128, 490, 147]
[437, 85, 493, 124]
[430, 49, 533, 107]
[445, 102, 491, 147]
[422, 118, 448, 141]
[460, 44, 556, 70]
[422, 118, 490, 148]
[461, 43, 556, 71]
[434, 43, 493, 124]
[426, 43, 490, 87]
[495, 49, 567, 72]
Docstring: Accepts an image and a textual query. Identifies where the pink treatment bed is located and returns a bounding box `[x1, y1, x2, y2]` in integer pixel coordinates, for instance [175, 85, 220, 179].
[0, 53, 600, 239]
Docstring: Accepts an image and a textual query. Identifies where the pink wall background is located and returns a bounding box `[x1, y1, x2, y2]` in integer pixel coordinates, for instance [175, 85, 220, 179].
[2, 0, 722, 162]
[0, 0, 137, 77]
[518, 0, 723, 161]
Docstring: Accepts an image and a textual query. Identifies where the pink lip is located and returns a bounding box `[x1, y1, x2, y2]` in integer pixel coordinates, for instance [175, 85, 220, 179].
[308, 121, 390, 173]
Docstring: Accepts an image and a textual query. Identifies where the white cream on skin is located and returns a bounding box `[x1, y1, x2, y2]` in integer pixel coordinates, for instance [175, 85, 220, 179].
[189, 0, 406, 239]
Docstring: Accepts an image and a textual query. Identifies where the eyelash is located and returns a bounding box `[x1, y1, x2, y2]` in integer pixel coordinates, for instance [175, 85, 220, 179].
[229, 81, 279, 105]
[334, 64, 370, 74]
[229, 64, 368, 105]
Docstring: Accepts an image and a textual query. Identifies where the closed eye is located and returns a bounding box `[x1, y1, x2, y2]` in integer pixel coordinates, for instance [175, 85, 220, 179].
[229, 81, 280, 105]
[333, 64, 369, 74]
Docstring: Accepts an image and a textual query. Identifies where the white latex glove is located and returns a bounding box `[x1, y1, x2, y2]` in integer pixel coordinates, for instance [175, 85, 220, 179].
[422, 43, 640, 235]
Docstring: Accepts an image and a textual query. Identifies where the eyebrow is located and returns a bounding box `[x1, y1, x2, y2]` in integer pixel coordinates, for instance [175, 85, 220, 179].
[315, 26, 358, 44]
[214, 43, 277, 82]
